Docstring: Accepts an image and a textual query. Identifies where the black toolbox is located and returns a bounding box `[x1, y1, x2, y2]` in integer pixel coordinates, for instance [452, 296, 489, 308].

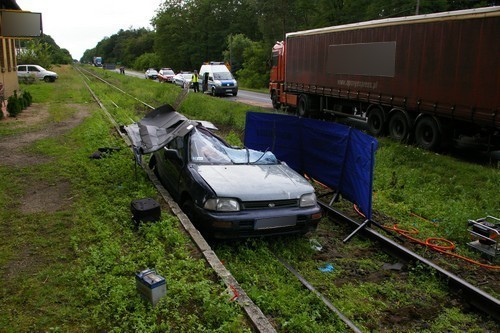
[131, 198, 161, 224]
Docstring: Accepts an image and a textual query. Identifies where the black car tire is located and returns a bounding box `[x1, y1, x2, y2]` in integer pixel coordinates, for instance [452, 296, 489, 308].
[182, 200, 196, 223]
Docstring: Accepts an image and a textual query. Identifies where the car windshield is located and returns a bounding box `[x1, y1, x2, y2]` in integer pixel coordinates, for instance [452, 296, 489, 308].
[182, 74, 192, 79]
[163, 70, 174, 75]
[213, 72, 233, 80]
[189, 128, 277, 165]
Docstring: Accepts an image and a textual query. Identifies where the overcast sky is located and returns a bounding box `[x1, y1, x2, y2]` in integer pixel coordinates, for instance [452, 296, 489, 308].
[16, 0, 163, 60]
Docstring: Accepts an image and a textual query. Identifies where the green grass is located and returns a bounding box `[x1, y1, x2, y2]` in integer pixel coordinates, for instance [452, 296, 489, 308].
[0, 67, 250, 332]
[2, 65, 498, 332]
[373, 139, 499, 243]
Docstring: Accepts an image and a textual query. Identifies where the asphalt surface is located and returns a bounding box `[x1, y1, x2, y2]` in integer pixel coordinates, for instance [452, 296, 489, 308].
[110, 68, 273, 109]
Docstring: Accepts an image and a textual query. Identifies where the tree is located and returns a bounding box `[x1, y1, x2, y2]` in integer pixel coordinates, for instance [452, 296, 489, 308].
[133, 52, 161, 71]
[222, 34, 253, 75]
[236, 40, 269, 88]
[17, 40, 53, 69]
[40, 35, 73, 64]
[80, 0, 495, 87]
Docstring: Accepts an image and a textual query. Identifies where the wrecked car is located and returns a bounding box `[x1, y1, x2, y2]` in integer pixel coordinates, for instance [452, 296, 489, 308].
[124, 105, 322, 239]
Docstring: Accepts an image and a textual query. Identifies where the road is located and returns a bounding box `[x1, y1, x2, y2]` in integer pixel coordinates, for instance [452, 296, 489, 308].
[225, 89, 272, 109]
[111, 68, 273, 109]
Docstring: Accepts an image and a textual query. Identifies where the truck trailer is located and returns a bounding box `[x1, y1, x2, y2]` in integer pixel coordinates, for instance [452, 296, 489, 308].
[269, 7, 500, 151]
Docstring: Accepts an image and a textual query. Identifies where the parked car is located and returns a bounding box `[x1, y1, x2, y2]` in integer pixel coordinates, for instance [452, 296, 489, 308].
[173, 72, 193, 88]
[124, 105, 322, 239]
[144, 68, 159, 80]
[158, 68, 175, 83]
[17, 64, 58, 83]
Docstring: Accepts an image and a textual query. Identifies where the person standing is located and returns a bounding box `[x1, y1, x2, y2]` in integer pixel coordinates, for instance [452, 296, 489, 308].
[192, 70, 199, 93]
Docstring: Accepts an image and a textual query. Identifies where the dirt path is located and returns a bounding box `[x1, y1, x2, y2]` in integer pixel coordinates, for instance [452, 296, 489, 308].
[0, 103, 90, 215]
[0, 103, 90, 167]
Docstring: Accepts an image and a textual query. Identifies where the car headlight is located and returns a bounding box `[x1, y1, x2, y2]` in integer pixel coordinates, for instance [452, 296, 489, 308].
[214, 80, 222, 87]
[204, 198, 240, 212]
[299, 193, 316, 207]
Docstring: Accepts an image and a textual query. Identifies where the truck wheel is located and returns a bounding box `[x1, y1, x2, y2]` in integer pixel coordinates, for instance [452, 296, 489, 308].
[388, 111, 411, 143]
[298, 95, 310, 117]
[271, 93, 280, 109]
[367, 107, 386, 136]
[415, 117, 441, 150]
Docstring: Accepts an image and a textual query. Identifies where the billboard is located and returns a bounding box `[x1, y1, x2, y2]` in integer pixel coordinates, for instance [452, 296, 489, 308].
[1, 11, 42, 37]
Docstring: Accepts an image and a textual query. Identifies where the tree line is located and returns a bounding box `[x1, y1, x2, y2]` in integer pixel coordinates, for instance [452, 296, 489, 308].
[33, 0, 500, 88]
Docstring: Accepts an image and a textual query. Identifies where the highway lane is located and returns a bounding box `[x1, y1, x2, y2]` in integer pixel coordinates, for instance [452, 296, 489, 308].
[111, 68, 273, 109]
[225, 89, 273, 109]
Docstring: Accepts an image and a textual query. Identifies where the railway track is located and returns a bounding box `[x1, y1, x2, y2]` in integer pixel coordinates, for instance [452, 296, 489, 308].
[76, 65, 500, 330]
[319, 201, 500, 321]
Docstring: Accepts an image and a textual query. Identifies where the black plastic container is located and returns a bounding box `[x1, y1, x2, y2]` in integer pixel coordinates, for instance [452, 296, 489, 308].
[131, 198, 161, 224]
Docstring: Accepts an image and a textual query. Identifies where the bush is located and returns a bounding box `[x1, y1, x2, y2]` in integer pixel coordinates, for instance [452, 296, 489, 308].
[7, 95, 22, 117]
[19, 74, 36, 84]
[22, 91, 33, 106]
[6, 90, 31, 117]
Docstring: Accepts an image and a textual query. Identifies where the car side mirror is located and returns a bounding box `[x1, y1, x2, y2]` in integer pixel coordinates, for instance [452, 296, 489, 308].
[164, 148, 184, 166]
[209, 76, 213, 81]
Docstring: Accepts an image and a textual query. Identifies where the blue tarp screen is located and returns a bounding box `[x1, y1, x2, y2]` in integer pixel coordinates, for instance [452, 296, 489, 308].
[244, 112, 378, 219]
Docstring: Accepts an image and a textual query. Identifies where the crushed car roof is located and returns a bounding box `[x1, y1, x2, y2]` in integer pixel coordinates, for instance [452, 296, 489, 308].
[123, 104, 217, 154]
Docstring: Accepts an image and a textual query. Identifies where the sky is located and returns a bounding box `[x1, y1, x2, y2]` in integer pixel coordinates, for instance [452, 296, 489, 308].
[16, 0, 164, 60]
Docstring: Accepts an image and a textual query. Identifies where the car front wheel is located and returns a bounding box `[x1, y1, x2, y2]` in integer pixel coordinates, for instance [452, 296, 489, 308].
[182, 200, 196, 223]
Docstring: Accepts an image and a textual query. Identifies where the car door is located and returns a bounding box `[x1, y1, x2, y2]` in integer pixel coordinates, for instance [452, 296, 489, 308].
[17, 65, 28, 78]
[27, 66, 42, 79]
[156, 136, 185, 200]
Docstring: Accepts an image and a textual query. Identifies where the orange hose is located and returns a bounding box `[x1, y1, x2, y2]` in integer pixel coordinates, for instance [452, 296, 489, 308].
[304, 174, 331, 190]
[353, 204, 500, 270]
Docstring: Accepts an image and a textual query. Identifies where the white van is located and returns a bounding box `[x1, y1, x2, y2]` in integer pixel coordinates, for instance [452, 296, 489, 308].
[199, 62, 238, 96]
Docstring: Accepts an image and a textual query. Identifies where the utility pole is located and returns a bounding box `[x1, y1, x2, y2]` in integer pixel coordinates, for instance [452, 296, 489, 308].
[229, 34, 232, 72]
[416, 0, 420, 15]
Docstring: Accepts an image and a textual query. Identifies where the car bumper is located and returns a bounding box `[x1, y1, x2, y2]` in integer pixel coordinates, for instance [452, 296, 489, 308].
[191, 204, 322, 239]
[214, 86, 238, 95]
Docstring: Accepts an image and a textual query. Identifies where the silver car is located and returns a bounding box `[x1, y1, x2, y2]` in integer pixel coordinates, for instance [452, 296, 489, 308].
[144, 68, 159, 80]
[173, 72, 193, 88]
[124, 105, 322, 239]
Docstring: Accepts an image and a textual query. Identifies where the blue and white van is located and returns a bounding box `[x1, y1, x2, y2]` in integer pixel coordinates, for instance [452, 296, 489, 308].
[199, 62, 238, 96]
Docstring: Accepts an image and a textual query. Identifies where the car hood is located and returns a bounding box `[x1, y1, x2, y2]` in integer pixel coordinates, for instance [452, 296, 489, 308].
[193, 164, 314, 201]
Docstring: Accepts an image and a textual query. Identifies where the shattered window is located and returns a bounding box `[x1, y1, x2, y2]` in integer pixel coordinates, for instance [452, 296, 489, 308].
[189, 128, 278, 165]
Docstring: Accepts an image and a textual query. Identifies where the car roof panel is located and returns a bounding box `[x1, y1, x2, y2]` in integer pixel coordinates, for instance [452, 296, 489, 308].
[124, 104, 217, 154]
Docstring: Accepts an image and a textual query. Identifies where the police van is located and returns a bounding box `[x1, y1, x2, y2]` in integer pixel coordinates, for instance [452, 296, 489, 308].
[199, 62, 238, 96]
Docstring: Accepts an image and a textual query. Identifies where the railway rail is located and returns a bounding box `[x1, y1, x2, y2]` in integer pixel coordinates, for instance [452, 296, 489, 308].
[76, 65, 500, 330]
[319, 201, 500, 321]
